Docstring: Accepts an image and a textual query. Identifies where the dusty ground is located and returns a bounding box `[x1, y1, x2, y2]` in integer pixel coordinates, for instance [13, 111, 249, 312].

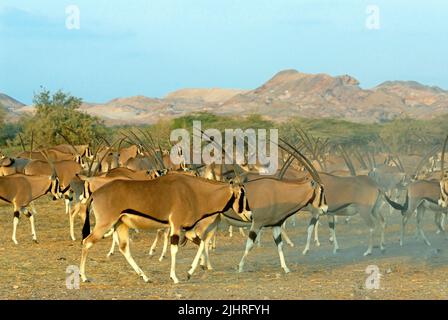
[1, 197, 448, 300]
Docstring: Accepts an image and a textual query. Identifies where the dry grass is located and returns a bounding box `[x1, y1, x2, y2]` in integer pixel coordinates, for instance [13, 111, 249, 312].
[0, 198, 447, 300]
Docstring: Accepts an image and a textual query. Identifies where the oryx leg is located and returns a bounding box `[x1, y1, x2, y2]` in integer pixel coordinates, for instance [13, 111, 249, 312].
[435, 212, 447, 238]
[107, 232, 119, 257]
[12, 205, 25, 245]
[303, 215, 319, 255]
[416, 206, 431, 246]
[159, 228, 169, 262]
[187, 239, 206, 279]
[28, 203, 38, 243]
[116, 222, 150, 282]
[69, 203, 81, 241]
[201, 229, 215, 270]
[228, 226, 233, 238]
[272, 226, 291, 273]
[238, 225, 261, 273]
[64, 196, 71, 215]
[239, 227, 246, 237]
[80, 224, 112, 282]
[149, 228, 163, 257]
[314, 219, 320, 246]
[256, 229, 262, 247]
[329, 215, 339, 254]
[359, 207, 375, 256]
[400, 213, 410, 246]
[281, 222, 294, 247]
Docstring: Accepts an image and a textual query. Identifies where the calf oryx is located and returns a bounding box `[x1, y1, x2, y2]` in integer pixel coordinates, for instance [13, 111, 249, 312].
[0, 174, 61, 244]
[79, 173, 252, 284]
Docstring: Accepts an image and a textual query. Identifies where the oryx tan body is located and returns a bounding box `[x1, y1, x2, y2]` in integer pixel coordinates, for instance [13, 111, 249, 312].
[79, 173, 251, 283]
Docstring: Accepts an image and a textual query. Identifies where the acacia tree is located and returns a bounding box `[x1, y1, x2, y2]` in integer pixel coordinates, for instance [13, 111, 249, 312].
[20, 89, 107, 147]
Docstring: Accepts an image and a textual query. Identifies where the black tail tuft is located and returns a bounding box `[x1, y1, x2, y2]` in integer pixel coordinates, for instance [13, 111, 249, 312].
[81, 199, 92, 240]
[383, 190, 409, 214]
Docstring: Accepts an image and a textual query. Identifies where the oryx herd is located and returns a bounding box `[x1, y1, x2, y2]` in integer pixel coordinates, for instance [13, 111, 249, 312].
[1, 131, 448, 285]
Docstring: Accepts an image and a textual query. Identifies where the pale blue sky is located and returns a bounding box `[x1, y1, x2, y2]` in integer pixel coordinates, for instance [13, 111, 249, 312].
[0, 0, 447, 104]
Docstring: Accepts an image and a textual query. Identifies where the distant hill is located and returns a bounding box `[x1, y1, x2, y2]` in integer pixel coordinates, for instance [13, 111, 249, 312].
[3, 69, 448, 125]
[0, 93, 25, 121]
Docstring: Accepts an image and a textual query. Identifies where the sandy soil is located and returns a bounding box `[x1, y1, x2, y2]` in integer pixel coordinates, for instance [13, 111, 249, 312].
[1, 197, 448, 300]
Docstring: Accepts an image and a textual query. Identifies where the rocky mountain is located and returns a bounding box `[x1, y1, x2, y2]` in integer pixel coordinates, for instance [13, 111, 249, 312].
[0, 93, 26, 121]
[2, 70, 448, 125]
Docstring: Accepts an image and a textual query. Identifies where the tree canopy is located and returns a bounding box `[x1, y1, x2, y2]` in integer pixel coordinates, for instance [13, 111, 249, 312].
[19, 89, 107, 147]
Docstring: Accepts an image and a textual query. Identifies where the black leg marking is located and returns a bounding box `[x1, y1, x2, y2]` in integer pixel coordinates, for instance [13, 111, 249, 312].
[13, 211, 20, 219]
[310, 217, 318, 226]
[329, 221, 335, 229]
[191, 236, 201, 246]
[274, 234, 282, 246]
[171, 235, 180, 245]
[249, 231, 257, 242]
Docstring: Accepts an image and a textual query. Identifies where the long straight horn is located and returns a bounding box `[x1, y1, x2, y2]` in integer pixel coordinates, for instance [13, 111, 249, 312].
[57, 131, 81, 157]
[440, 134, 448, 179]
[199, 129, 242, 179]
[278, 138, 322, 184]
[18, 133, 26, 152]
[30, 130, 34, 152]
[414, 145, 439, 178]
[87, 141, 105, 176]
[278, 154, 294, 179]
[91, 137, 124, 176]
[277, 141, 305, 179]
[339, 145, 356, 176]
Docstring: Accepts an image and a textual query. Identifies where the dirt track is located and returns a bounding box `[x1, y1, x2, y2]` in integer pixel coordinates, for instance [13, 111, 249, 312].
[1, 197, 448, 300]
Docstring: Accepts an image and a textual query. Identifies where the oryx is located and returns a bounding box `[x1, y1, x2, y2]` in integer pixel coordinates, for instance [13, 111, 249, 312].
[78, 173, 252, 284]
[0, 174, 61, 244]
[385, 179, 447, 246]
[0, 157, 30, 176]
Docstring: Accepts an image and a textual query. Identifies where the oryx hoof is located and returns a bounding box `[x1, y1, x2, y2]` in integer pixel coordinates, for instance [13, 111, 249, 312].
[200, 265, 207, 271]
[186, 272, 192, 280]
[332, 249, 339, 255]
[158, 256, 165, 262]
[425, 241, 431, 247]
[363, 251, 372, 257]
[287, 242, 295, 248]
[107, 252, 114, 258]
[33, 239, 39, 244]
[171, 276, 180, 284]
[141, 276, 151, 283]
[302, 248, 309, 255]
[82, 278, 91, 283]
[381, 248, 386, 254]
[315, 241, 321, 247]
[12, 240, 18, 245]
[283, 268, 291, 274]
[238, 266, 244, 273]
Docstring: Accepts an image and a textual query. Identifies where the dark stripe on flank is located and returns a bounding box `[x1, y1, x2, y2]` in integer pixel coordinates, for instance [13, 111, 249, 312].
[120, 209, 169, 224]
[422, 197, 438, 205]
[0, 196, 11, 204]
